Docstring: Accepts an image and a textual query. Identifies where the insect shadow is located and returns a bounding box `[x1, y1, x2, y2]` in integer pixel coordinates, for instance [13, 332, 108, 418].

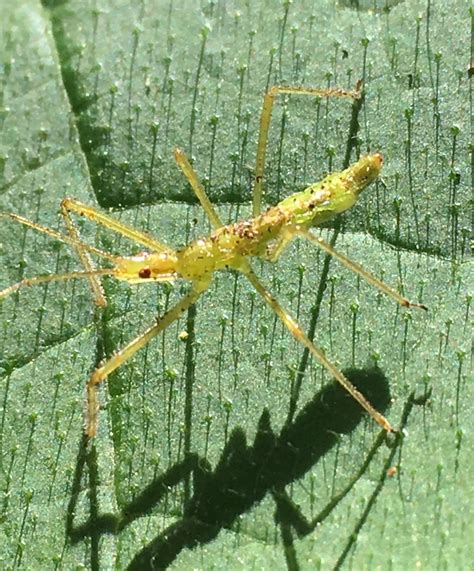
[67, 367, 394, 569]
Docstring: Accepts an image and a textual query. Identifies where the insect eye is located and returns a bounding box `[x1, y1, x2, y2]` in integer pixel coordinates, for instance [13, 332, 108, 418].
[139, 267, 152, 279]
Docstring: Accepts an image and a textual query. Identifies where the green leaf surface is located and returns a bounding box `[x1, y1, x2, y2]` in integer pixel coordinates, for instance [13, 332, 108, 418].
[1, 1, 472, 569]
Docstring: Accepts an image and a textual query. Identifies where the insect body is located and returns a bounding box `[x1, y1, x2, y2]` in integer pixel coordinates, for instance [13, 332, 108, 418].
[1, 83, 426, 437]
[113, 153, 383, 284]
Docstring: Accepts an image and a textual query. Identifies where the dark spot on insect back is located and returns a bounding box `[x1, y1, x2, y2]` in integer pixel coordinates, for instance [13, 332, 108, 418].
[139, 267, 151, 279]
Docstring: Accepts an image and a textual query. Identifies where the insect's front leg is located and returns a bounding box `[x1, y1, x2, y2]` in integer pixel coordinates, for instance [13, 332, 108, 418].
[261, 226, 296, 262]
[60, 200, 107, 307]
[86, 280, 210, 437]
[61, 197, 170, 253]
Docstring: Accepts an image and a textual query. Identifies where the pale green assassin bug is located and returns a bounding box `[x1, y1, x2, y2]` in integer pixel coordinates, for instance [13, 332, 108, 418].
[1, 81, 426, 437]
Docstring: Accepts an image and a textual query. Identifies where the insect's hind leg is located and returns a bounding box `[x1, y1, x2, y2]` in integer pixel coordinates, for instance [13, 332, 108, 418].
[253, 82, 362, 217]
[85, 278, 210, 438]
[173, 148, 223, 230]
[240, 261, 394, 433]
[294, 227, 427, 310]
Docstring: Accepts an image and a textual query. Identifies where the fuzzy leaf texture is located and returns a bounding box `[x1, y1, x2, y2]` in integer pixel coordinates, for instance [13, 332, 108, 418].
[0, 1, 471, 569]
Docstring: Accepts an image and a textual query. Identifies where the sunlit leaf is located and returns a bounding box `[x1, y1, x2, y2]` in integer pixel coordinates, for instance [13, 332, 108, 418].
[1, 1, 471, 569]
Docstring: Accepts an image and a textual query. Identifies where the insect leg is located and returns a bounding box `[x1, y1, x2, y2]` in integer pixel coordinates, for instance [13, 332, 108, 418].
[253, 83, 362, 217]
[262, 228, 295, 262]
[294, 227, 427, 310]
[60, 201, 107, 306]
[85, 279, 210, 437]
[0, 212, 121, 299]
[0, 212, 116, 262]
[240, 262, 394, 433]
[173, 148, 223, 229]
[61, 198, 171, 253]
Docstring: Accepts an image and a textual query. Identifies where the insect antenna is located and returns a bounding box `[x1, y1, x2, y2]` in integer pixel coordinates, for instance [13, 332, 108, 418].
[0, 268, 118, 299]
